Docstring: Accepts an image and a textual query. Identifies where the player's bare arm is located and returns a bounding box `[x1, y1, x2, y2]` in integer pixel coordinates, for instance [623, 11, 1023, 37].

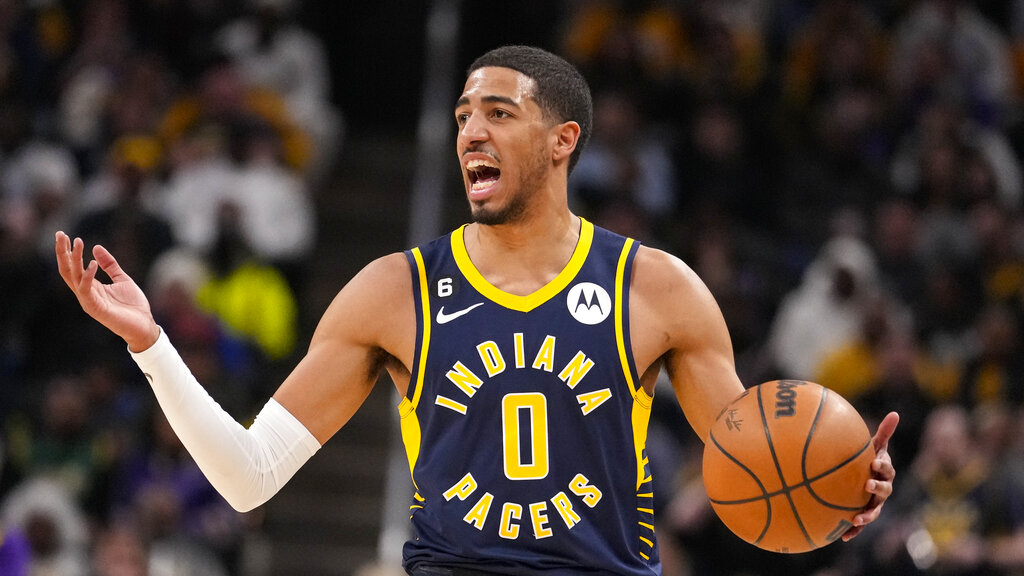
[272, 251, 416, 444]
[628, 243, 897, 538]
[628, 245, 745, 442]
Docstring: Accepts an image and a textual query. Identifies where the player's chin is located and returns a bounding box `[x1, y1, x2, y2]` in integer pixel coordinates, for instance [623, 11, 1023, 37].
[470, 202, 517, 226]
[470, 205, 502, 225]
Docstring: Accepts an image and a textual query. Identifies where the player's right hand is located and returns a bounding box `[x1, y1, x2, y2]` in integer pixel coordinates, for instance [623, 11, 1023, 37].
[55, 231, 161, 352]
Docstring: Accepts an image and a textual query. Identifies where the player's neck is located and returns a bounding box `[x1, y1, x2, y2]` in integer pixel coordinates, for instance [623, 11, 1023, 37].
[465, 209, 581, 296]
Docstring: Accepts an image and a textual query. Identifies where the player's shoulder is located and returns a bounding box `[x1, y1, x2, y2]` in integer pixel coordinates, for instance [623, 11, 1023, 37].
[315, 251, 414, 347]
[630, 245, 729, 353]
[632, 244, 703, 294]
[630, 245, 722, 320]
[326, 252, 412, 311]
[358, 251, 413, 282]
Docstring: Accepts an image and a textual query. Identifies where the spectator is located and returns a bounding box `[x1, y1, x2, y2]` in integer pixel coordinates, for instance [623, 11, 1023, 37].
[778, 83, 892, 247]
[226, 123, 316, 288]
[560, 0, 694, 128]
[196, 203, 299, 364]
[72, 135, 175, 288]
[2, 375, 119, 520]
[854, 326, 940, 466]
[890, 98, 1021, 214]
[135, 482, 230, 576]
[913, 264, 984, 385]
[957, 303, 1024, 409]
[888, 0, 1016, 127]
[686, 226, 779, 371]
[1, 140, 79, 255]
[77, 134, 164, 217]
[680, 0, 768, 102]
[91, 522, 149, 576]
[159, 125, 237, 256]
[158, 53, 311, 175]
[217, 0, 343, 181]
[159, 100, 316, 286]
[814, 294, 908, 402]
[765, 234, 882, 380]
[57, 0, 137, 174]
[0, 477, 89, 576]
[676, 97, 777, 236]
[61, 51, 177, 178]
[970, 200, 1024, 306]
[568, 88, 677, 242]
[780, 0, 889, 118]
[113, 408, 245, 573]
[871, 197, 928, 307]
[147, 248, 255, 388]
[867, 405, 1024, 575]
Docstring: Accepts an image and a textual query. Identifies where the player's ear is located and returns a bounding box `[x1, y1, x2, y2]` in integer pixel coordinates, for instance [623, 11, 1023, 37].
[551, 121, 581, 164]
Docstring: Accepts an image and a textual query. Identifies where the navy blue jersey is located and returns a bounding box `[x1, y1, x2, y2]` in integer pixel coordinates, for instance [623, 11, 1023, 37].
[400, 219, 659, 575]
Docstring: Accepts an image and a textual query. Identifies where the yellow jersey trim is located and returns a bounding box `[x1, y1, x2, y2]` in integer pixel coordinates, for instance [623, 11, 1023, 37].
[614, 238, 638, 398]
[399, 397, 422, 490]
[450, 219, 595, 312]
[410, 247, 432, 409]
[631, 386, 654, 490]
[398, 247, 432, 490]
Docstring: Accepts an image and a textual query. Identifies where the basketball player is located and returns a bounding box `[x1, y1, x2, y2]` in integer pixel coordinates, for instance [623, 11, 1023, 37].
[55, 46, 898, 575]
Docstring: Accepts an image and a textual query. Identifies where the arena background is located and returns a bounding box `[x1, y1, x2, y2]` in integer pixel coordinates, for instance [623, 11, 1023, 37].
[2, 1, 1024, 576]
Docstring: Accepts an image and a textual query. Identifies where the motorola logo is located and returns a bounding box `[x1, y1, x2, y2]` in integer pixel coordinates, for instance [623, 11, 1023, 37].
[566, 282, 611, 325]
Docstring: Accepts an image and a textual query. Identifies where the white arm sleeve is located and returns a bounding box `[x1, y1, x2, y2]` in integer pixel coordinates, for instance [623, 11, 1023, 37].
[130, 328, 322, 512]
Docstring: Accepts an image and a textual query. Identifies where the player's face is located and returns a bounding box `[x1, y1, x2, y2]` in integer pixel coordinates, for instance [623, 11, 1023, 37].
[455, 67, 554, 225]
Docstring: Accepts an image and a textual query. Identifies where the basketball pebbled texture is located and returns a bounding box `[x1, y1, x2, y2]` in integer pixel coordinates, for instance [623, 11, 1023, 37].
[702, 380, 874, 553]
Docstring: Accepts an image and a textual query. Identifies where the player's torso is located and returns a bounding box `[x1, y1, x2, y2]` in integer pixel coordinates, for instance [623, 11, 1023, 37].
[399, 220, 660, 575]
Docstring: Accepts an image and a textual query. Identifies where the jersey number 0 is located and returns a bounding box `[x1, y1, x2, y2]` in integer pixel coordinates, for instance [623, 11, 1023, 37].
[502, 393, 549, 480]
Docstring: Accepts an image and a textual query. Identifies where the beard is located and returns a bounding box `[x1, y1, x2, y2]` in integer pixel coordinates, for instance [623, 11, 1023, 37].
[468, 144, 548, 226]
[470, 189, 527, 225]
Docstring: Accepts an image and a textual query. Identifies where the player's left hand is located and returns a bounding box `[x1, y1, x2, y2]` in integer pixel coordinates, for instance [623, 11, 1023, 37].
[842, 411, 899, 541]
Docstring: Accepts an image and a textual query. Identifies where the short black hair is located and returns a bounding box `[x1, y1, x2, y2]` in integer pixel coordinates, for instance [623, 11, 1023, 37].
[468, 45, 593, 174]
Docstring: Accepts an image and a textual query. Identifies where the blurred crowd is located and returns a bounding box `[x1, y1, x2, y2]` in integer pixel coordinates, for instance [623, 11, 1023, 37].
[2, 0, 1024, 575]
[0, 0, 338, 574]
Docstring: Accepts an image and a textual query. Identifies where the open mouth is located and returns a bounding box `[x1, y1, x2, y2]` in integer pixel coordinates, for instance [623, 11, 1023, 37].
[467, 158, 501, 192]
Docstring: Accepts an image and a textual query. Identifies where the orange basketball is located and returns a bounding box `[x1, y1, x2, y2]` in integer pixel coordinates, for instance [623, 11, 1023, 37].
[702, 380, 874, 553]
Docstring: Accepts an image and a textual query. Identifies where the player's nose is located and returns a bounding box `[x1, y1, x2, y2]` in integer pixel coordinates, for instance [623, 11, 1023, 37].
[458, 111, 489, 143]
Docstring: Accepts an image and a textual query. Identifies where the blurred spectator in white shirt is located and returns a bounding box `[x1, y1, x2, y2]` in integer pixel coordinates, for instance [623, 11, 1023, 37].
[217, 0, 343, 182]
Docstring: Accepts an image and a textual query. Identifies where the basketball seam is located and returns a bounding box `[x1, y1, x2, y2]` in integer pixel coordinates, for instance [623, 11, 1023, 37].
[801, 388, 873, 513]
[707, 429, 772, 544]
[706, 452, 871, 507]
[757, 383, 815, 551]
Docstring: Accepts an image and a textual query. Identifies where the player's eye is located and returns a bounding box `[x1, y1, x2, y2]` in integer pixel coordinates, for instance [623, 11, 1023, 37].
[493, 109, 511, 119]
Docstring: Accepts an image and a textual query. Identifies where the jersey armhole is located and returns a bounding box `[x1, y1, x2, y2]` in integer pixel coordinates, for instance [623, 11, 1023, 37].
[404, 248, 432, 408]
[614, 238, 643, 399]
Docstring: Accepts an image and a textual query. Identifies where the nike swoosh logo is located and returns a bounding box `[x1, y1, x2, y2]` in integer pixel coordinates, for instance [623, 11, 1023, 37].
[436, 302, 485, 324]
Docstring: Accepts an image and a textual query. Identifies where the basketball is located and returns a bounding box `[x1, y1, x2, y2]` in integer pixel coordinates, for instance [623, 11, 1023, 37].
[702, 380, 874, 553]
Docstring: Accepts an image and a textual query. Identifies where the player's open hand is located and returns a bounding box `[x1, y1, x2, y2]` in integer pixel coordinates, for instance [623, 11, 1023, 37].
[842, 411, 899, 541]
[55, 231, 160, 352]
